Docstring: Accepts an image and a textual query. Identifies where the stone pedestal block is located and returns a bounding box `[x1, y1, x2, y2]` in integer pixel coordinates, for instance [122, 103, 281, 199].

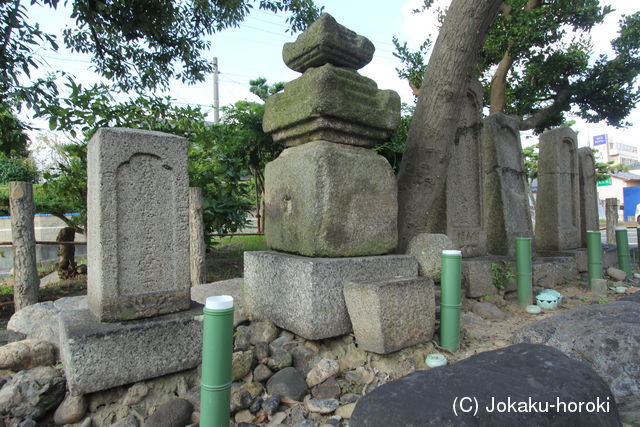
[538, 245, 619, 273]
[264, 141, 397, 257]
[244, 251, 418, 340]
[343, 277, 435, 354]
[263, 65, 400, 148]
[87, 128, 190, 321]
[59, 304, 203, 395]
[461, 256, 578, 298]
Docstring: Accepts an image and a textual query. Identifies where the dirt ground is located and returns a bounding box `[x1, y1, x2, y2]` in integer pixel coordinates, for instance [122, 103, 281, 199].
[450, 273, 638, 362]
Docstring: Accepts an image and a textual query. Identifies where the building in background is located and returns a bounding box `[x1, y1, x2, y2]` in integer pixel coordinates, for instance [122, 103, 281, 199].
[590, 134, 640, 166]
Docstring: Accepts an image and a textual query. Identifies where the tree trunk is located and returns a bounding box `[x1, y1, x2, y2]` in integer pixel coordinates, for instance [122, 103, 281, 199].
[57, 227, 76, 279]
[9, 181, 39, 311]
[189, 187, 206, 286]
[396, 0, 504, 252]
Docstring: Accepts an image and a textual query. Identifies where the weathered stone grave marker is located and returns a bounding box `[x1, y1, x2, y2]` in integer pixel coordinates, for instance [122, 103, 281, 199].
[87, 128, 191, 321]
[482, 113, 533, 256]
[425, 79, 487, 257]
[535, 127, 581, 250]
[60, 128, 202, 395]
[578, 147, 599, 247]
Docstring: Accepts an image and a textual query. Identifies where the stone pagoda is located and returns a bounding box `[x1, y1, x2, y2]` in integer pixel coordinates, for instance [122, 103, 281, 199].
[245, 14, 431, 343]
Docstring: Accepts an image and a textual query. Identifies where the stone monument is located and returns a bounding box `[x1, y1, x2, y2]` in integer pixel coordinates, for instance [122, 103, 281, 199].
[535, 127, 581, 251]
[245, 14, 430, 344]
[578, 147, 599, 247]
[482, 113, 533, 256]
[59, 128, 203, 395]
[425, 79, 487, 257]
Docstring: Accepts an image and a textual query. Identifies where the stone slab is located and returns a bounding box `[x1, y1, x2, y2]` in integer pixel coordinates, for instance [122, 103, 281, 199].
[343, 277, 435, 354]
[350, 344, 620, 426]
[578, 147, 599, 247]
[244, 251, 418, 340]
[263, 65, 400, 148]
[534, 127, 581, 250]
[426, 80, 487, 257]
[59, 304, 203, 395]
[264, 141, 397, 257]
[462, 256, 578, 297]
[538, 245, 618, 273]
[191, 278, 248, 324]
[482, 113, 533, 256]
[282, 14, 374, 73]
[87, 128, 190, 321]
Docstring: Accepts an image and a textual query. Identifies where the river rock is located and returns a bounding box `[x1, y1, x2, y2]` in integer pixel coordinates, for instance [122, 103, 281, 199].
[0, 366, 66, 419]
[232, 350, 254, 381]
[306, 397, 339, 414]
[142, 398, 193, 427]
[53, 393, 88, 425]
[306, 359, 340, 387]
[266, 367, 308, 401]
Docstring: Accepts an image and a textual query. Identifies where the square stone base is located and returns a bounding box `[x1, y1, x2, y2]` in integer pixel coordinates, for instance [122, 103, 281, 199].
[244, 251, 418, 340]
[60, 304, 203, 395]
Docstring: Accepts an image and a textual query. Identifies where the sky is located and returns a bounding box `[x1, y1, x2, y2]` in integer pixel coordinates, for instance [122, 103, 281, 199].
[22, 0, 640, 159]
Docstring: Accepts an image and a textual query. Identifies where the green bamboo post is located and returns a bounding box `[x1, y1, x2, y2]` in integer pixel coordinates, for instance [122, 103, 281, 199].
[515, 237, 533, 307]
[586, 230, 603, 289]
[616, 226, 632, 278]
[200, 295, 234, 427]
[440, 250, 462, 352]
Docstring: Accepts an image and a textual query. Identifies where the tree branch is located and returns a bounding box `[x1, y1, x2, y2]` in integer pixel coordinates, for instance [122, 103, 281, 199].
[0, 0, 22, 63]
[518, 87, 571, 130]
[489, 0, 543, 114]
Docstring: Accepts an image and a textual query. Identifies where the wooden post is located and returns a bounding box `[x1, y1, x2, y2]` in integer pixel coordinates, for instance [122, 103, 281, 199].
[9, 182, 39, 310]
[189, 187, 206, 286]
[605, 198, 618, 245]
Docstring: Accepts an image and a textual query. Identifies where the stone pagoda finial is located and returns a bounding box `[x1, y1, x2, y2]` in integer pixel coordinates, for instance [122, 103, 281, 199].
[283, 13, 375, 73]
[263, 13, 400, 149]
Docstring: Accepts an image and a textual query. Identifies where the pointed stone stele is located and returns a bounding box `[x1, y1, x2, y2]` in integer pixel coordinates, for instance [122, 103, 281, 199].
[283, 13, 374, 73]
[263, 13, 400, 148]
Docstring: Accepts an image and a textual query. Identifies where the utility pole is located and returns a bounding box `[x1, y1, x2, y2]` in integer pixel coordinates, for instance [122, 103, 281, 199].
[213, 57, 220, 124]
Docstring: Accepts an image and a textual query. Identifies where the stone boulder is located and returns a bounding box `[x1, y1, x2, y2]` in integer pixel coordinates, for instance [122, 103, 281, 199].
[6, 296, 87, 348]
[513, 302, 640, 423]
[619, 291, 640, 303]
[0, 339, 55, 371]
[350, 344, 619, 426]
